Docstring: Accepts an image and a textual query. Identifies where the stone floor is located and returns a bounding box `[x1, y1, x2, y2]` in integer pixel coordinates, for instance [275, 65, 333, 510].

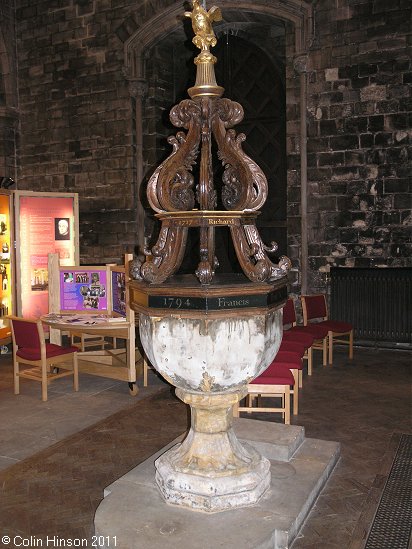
[282, 346, 411, 549]
[0, 352, 166, 471]
[0, 345, 411, 548]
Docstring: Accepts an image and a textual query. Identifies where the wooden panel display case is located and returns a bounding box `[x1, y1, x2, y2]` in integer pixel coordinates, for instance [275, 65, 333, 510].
[0, 190, 13, 345]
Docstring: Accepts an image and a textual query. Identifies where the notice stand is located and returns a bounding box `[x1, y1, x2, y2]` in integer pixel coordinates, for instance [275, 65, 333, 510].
[14, 190, 79, 319]
[45, 253, 142, 395]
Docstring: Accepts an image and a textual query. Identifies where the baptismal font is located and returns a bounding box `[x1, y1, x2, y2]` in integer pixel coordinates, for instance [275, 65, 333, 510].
[129, 0, 291, 512]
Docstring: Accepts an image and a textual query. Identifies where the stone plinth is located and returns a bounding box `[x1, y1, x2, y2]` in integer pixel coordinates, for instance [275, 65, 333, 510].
[94, 419, 340, 549]
[155, 390, 271, 512]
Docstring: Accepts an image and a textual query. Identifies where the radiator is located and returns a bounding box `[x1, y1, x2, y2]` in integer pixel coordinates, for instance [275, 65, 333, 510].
[330, 267, 412, 347]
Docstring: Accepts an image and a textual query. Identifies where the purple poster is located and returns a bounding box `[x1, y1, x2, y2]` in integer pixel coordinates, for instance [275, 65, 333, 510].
[111, 270, 126, 317]
[60, 269, 108, 311]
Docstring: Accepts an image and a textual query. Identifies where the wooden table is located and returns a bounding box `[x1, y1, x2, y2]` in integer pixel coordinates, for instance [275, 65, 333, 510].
[41, 314, 142, 395]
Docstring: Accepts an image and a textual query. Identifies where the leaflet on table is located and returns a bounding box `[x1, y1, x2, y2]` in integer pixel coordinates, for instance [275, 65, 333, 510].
[42, 313, 110, 324]
[59, 269, 108, 311]
[63, 316, 107, 325]
[43, 313, 126, 325]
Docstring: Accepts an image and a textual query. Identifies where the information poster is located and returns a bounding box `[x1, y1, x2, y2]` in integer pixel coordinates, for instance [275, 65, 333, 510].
[19, 196, 76, 318]
[60, 269, 108, 311]
[111, 270, 126, 317]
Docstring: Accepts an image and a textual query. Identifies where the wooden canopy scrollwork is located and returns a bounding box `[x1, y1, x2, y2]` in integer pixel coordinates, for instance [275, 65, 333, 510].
[132, 0, 291, 286]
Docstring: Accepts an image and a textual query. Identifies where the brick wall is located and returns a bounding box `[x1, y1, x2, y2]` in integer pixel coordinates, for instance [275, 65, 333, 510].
[304, 0, 412, 292]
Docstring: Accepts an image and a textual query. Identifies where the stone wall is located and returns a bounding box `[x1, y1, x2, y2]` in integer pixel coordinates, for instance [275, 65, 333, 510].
[142, 38, 178, 244]
[284, 21, 302, 293]
[0, 0, 18, 181]
[15, 0, 138, 263]
[304, 0, 412, 293]
[0, 0, 410, 288]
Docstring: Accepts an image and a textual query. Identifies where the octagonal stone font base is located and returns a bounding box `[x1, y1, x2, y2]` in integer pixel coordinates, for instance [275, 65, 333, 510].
[139, 309, 283, 394]
[131, 275, 287, 513]
[155, 389, 271, 512]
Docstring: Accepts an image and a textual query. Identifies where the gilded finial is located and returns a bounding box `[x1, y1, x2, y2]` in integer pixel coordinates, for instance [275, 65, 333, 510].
[185, 0, 222, 52]
[185, 0, 224, 99]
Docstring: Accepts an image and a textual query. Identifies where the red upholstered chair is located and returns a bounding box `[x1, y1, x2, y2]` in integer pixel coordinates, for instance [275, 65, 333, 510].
[274, 351, 301, 414]
[283, 297, 298, 327]
[283, 297, 326, 370]
[280, 338, 306, 356]
[301, 294, 353, 365]
[235, 364, 295, 425]
[9, 316, 79, 402]
[282, 330, 314, 375]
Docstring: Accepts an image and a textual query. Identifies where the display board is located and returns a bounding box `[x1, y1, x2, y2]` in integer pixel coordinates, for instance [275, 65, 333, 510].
[111, 268, 127, 317]
[60, 267, 108, 312]
[14, 191, 79, 318]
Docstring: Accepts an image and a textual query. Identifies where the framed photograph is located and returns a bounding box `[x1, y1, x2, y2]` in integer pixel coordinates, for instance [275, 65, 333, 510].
[63, 272, 74, 283]
[75, 272, 90, 284]
[91, 272, 100, 284]
[55, 218, 70, 240]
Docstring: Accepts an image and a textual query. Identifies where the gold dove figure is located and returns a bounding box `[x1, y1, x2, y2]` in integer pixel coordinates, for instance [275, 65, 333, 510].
[185, 0, 222, 51]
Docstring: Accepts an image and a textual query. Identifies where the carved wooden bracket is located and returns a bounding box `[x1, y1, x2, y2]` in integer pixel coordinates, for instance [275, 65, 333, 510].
[131, 1, 291, 285]
[132, 93, 291, 285]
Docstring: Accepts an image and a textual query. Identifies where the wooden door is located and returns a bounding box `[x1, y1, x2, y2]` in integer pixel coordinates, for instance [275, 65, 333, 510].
[213, 34, 287, 272]
[150, 33, 287, 276]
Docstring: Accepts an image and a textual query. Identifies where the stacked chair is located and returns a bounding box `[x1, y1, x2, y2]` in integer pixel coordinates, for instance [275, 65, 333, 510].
[283, 297, 328, 367]
[301, 294, 353, 365]
[237, 336, 303, 423]
[282, 330, 314, 375]
[235, 362, 295, 425]
[278, 341, 306, 387]
[272, 350, 302, 414]
[281, 299, 316, 376]
[237, 295, 354, 424]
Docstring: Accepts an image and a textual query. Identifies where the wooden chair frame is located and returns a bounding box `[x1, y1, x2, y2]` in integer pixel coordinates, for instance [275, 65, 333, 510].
[288, 368, 299, 415]
[301, 294, 353, 365]
[10, 316, 79, 402]
[70, 332, 107, 352]
[235, 382, 292, 425]
[305, 346, 313, 376]
[307, 329, 328, 367]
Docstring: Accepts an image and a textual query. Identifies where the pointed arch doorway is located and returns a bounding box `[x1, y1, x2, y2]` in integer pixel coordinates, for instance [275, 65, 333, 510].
[123, 0, 312, 290]
[142, 26, 287, 274]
